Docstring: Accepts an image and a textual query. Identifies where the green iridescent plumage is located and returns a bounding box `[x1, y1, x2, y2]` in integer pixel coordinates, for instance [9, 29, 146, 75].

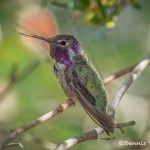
[60, 52, 114, 133]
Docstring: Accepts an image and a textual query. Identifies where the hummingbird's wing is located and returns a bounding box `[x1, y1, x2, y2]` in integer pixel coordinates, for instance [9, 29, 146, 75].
[66, 61, 114, 133]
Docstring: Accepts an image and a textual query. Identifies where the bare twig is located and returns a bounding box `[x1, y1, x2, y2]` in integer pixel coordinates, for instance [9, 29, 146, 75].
[0, 99, 74, 149]
[104, 62, 150, 85]
[103, 64, 136, 85]
[107, 54, 150, 118]
[54, 120, 135, 150]
[0, 59, 40, 102]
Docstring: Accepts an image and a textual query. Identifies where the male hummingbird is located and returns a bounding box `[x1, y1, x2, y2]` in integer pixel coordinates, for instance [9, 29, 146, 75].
[20, 33, 114, 133]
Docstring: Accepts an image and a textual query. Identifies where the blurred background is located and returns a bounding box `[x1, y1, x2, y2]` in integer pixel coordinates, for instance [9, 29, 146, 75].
[0, 0, 150, 150]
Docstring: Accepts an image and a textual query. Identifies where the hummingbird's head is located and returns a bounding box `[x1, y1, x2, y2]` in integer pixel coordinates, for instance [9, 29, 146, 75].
[19, 33, 80, 67]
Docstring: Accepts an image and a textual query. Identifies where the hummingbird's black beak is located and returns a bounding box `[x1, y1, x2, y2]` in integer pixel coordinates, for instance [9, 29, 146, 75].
[19, 32, 52, 43]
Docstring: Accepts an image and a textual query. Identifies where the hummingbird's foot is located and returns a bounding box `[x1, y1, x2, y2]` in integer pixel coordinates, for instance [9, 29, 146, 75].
[100, 136, 115, 141]
[57, 99, 76, 113]
[57, 104, 64, 113]
[67, 99, 76, 107]
[117, 126, 124, 134]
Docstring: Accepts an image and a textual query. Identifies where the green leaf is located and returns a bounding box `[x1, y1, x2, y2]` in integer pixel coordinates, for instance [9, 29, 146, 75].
[130, 0, 141, 9]
[83, 11, 103, 28]
[73, 0, 90, 10]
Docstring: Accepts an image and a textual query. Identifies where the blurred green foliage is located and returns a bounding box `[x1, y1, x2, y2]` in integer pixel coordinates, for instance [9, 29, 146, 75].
[51, 0, 141, 28]
[0, 0, 150, 150]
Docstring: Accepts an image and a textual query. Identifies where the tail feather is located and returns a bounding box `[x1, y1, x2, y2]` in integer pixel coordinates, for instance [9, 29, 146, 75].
[74, 88, 114, 134]
[67, 71, 114, 133]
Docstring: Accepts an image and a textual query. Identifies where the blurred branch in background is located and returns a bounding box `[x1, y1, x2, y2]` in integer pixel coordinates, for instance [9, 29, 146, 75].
[1, 142, 25, 150]
[0, 60, 40, 102]
[0, 52, 150, 149]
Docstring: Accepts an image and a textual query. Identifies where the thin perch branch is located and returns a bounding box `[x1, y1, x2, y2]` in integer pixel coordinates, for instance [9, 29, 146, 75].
[54, 120, 135, 150]
[0, 99, 74, 149]
[103, 64, 136, 85]
[107, 54, 150, 118]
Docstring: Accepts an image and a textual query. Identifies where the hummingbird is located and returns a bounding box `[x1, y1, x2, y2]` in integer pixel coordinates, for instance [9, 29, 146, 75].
[19, 33, 114, 134]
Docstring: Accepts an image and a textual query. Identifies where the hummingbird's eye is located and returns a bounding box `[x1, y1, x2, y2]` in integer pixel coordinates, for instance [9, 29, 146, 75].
[60, 41, 66, 45]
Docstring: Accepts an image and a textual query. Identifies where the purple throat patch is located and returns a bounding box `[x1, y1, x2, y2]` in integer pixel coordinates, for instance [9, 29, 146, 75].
[71, 41, 79, 53]
[59, 55, 72, 67]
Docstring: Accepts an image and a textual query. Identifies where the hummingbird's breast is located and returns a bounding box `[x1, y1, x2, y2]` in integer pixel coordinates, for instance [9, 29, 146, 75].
[53, 62, 75, 98]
